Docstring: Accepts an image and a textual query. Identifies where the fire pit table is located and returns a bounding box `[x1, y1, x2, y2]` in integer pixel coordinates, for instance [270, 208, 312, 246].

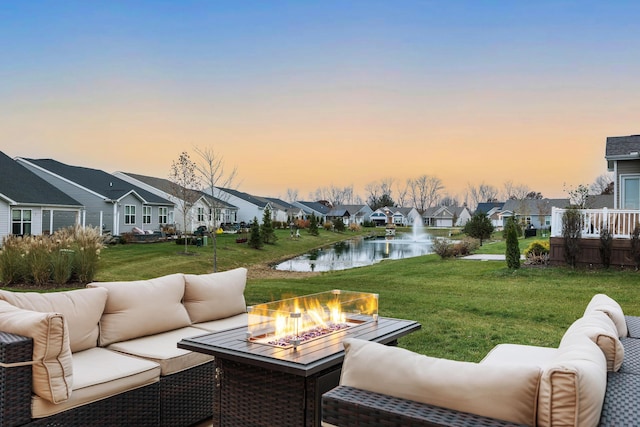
[177, 290, 421, 427]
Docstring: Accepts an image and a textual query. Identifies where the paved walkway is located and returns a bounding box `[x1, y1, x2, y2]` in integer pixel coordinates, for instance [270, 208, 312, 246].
[461, 254, 525, 261]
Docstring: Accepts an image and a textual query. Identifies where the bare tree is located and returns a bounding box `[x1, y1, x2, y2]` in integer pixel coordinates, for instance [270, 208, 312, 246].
[590, 173, 614, 195]
[285, 188, 299, 203]
[564, 183, 590, 208]
[410, 175, 444, 213]
[503, 181, 530, 200]
[169, 151, 201, 254]
[395, 179, 410, 207]
[193, 146, 237, 272]
[466, 182, 499, 210]
[440, 194, 459, 206]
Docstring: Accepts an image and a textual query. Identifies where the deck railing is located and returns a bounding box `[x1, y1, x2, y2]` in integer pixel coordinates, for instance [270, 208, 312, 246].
[550, 207, 640, 239]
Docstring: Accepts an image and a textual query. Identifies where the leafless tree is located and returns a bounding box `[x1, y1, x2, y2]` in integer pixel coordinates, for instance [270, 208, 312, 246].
[285, 188, 299, 203]
[410, 175, 444, 213]
[503, 181, 530, 200]
[440, 194, 460, 207]
[169, 151, 201, 254]
[395, 179, 410, 207]
[312, 184, 359, 206]
[193, 146, 237, 272]
[590, 173, 614, 195]
[466, 182, 499, 210]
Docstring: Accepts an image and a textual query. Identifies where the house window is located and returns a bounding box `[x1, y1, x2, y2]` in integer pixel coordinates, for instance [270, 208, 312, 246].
[158, 207, 168, 224]
[197, 207, 205, 222]
[12, 209, 32, 235]
[142, 206, 152, 224]
[124, 205, 136, 225]
[621, 176, 640, 210]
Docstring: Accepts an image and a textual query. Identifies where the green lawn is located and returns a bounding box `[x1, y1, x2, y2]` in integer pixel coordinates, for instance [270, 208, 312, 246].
[67, 228, 640, 361]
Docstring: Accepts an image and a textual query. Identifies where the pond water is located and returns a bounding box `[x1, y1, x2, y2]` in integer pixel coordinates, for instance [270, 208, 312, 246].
[274, 232, 434, 272]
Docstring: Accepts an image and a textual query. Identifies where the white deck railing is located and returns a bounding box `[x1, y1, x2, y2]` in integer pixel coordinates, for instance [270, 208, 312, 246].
[550, 207, 640, 239]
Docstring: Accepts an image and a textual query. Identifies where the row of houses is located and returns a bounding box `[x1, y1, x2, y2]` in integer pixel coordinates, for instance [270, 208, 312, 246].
[2, 152, 465, 243]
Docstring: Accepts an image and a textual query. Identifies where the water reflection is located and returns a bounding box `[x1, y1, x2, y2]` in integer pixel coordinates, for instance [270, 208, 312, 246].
[274, 234, 433, 272]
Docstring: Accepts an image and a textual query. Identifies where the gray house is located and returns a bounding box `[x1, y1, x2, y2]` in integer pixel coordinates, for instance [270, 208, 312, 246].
[0, 152, 83, 243]
[605, 135, 640, 210]
[16, 158, 173, 236]
[500, 198, 569, 230]
[326, 204, 373, 226]
[292, 201, 330, 224]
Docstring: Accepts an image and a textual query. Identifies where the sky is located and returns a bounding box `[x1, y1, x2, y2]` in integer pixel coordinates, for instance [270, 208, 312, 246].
[1, 1, 639, 203]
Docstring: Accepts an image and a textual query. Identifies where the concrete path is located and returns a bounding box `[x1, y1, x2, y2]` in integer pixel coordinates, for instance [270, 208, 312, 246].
[461, 254, 525, 261]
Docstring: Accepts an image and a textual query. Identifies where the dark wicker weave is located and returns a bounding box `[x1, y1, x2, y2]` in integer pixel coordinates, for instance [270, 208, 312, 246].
[28, 383, 160, 427]
[159, 360, 214, 427]
[0, 332, 33, 427]
[214, 358, 315, 427]
[618, 337, 640, 375]
[625, 315, 640, 339]
[322, 385, 524, 427]
[598, 372, 640, 427]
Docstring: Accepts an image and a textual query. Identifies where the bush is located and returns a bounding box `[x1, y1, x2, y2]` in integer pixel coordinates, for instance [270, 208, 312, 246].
[451, 238, 479, 257]
[599, 226, 613, 269]
[0, 236, 26, 285]
[333, 218, 346, 232]
[432, 239, 453, 259]
[524, 240, 550, 257]
[323, 222, 333, 231]
[562, 207, 583, 268]
[631, 223, 640, 270]
[505, 218, 520, 269]
[348, 223, 361, 232]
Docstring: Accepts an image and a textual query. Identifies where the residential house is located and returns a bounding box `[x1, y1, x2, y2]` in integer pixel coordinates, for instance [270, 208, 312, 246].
[605, 134, 640, 209]
[263, 197, 305, 224]
[212, 187, 272, 225]
[0, 152, 83, 243]
[500, 198, 569, 230]
[326, 204, 373, 226]
[475, 202, 505, 216]
[16, 158, 173, 236]
[292, 201, 330, 224]
[423, 205, 471, 227]
[370, 206, 422, 227]
[114, 172, 238, 233]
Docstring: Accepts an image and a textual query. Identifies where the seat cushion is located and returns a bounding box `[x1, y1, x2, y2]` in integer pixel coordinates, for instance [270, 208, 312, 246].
[537, 333, 607, 427]
[562, 311, 624, 371]
[31, 347, 160, 418]
[481, 343, 558, 367]
[339, 338, 541, 426]
[193, 313, 248, 332]
[0, 300, 73, 404]
[183, 268, 247, 323]
[106, 326, 214, 375]
[0, 287, 107, 352]
[584, 294, 627, 338]
[87, 273, 191, 346]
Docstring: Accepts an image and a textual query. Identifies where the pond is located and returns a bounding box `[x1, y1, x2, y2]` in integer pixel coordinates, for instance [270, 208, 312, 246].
[274, 232, 434, 272]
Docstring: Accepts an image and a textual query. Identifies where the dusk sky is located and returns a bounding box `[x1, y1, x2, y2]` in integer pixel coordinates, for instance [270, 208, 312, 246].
[2, 1, 639, 203]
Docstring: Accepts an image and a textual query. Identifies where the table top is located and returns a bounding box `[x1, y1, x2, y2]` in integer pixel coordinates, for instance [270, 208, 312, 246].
[178, 316, 421, 377]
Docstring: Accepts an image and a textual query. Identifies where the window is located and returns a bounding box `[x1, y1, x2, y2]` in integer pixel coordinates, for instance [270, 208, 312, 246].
[622, 176, 640, 210]
[12, 209, 32, 235]
[143, 206, 151, 224]
[197, 207, 205, 222]
[125, 205, 136, 225]
[159, 207, 168, 224]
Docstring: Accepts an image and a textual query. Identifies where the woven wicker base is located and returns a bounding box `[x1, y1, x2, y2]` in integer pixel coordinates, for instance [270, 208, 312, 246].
[160, 360, 215, 427]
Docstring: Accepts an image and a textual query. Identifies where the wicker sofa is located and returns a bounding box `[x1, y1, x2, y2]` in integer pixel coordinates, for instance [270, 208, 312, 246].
[322, 294, 636, 427]
[0, 267, 249, 427]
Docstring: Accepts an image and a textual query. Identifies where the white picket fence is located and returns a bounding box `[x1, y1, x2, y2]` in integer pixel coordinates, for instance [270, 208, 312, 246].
[550, 207, 640, 239]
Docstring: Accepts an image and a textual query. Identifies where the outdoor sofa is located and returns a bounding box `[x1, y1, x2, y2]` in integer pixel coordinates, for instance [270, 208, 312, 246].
[322, 294, 637, 427]
[0, 267, 249, 427]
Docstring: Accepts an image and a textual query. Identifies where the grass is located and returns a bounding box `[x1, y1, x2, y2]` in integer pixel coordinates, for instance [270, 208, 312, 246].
[14, 227, 640, 363]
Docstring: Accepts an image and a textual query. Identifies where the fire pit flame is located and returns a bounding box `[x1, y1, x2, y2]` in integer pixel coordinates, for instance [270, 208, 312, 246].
[247, 290, 378, 349]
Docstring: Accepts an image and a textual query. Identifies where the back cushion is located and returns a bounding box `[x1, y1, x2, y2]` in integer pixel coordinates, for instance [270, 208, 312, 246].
[537, 333, 607, 427]
[0, 288, 108, 353]
[340, 338, 541, 426]
[561, 311, 624, 371]
[0, 300, 73, 404]
[183, 268, 247, 323]
[87, 273, 191, 346]
[584, 294, 627, 338]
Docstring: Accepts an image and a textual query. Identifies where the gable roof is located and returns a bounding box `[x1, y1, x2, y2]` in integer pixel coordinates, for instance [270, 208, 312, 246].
[605, 135, 640, 159]
[218, 187, 269, 208]
[476, 202, 504, 215]
[0, 152, 81, 207]
[120, 172, 236, 209]
[501, 198, 569, 216]
[20, 159, 171, 205]
[294, 201, 330, 215]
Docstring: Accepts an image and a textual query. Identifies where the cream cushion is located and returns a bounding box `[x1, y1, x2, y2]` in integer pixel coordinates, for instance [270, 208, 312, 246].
[32, 347, 160, 418]
[562, 311, 624, 371]
[0, 287, 108, 353]
[537, 333, 607, 427]
[0, 300, 73, 404]
[87, 273, 191, 346]
[192, 313, 249, 332]
[106, 326, 214, 375]
[183, 268, 247, 323]
[584, 293, 627, 338]
[340, 338, 541, 426]
[481, 343, 558, 368]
